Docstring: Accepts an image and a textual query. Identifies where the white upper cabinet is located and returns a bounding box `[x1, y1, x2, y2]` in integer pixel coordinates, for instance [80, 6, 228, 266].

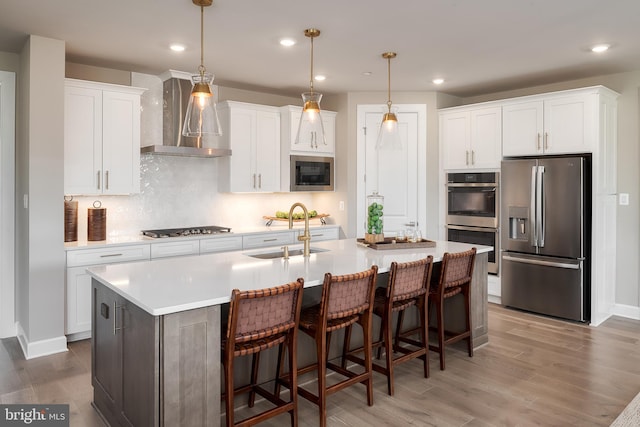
[280, 105, 336, 155]
[64, 79, 144, 195]
[218, 101, 280, 193]
[503, 91, 597, 156]
[440, 106, 501, 169]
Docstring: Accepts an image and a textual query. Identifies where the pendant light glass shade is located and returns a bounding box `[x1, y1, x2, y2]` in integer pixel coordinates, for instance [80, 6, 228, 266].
[296, 28, 326, 148]
[376, 52, 401, 150]
[296, 91, 326, 148]
[181, 0, 222, 137]
[182, 72, 222, 137]
[376, 111, 402, 150]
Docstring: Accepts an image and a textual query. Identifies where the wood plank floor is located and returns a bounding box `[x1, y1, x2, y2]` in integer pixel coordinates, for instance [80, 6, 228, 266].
[2, 304, 639, 426]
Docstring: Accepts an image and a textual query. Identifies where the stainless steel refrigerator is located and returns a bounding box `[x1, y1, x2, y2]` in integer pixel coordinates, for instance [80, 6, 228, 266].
[501, 155, 590, 322]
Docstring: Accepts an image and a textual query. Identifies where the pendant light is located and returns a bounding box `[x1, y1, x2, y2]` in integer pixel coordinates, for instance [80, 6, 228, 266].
[376, 52, 401, 150]
[182, 0, 222, 138]
[296, 28, 326, 148]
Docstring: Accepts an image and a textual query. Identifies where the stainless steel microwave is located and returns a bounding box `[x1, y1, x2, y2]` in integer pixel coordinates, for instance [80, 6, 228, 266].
[290, 155, 334, 191]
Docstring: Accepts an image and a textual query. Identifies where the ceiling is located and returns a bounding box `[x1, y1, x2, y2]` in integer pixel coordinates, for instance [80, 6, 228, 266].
[0, 0, 638, 98]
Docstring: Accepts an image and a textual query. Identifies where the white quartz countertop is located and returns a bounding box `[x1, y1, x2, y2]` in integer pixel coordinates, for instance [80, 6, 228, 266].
[87, 238, 492, 316]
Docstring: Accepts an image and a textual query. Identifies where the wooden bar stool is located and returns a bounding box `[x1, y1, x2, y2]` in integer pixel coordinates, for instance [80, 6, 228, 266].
[222, 279, 304, 427]
[293, 266, 378, 427]
[365, 256, 434, 395]
[429, 247, 476, 370]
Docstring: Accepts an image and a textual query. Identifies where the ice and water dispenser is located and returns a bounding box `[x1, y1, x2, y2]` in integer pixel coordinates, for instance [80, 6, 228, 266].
[507, 206, 529, 241]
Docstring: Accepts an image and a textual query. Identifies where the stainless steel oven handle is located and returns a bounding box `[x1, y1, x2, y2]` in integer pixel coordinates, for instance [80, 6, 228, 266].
[445, 183, 498, 188]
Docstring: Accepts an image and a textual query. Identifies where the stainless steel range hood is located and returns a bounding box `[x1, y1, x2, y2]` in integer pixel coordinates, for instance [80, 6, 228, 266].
[141, 70, 231, 158]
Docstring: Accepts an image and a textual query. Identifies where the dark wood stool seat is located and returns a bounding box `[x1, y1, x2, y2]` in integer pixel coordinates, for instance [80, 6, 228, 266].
[221, 280, 304, 427]
[344, 257, 433, 395]
[288, 266, 378, 427]
[428, 247, 476, 370]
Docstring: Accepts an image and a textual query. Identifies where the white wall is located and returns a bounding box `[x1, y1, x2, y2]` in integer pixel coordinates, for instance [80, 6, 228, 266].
[15, 36, 67, 357]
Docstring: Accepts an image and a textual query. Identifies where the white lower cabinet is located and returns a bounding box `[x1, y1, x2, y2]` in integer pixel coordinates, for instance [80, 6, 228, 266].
[65, 244, 150, 340]
[150, 240, 200, 259]
[296, 226, 340, 242]
[242, 231, 295, 249]
[200, 235, 243, 254]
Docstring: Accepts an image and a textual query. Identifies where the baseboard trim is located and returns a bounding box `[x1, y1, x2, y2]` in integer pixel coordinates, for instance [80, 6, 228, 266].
[612, 304, 640, 321]
[16, 322, 68, 360]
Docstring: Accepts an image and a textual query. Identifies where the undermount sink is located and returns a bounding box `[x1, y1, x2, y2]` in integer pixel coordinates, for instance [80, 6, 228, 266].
[245, 247, 329, 259]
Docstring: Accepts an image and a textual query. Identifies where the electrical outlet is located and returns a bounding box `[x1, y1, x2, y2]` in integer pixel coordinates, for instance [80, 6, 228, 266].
[619, 193, 629, 206]
[339, 201, 345, 211]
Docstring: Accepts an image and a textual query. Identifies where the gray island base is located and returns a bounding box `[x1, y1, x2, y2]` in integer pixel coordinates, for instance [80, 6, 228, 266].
[89, 238, 490, 426]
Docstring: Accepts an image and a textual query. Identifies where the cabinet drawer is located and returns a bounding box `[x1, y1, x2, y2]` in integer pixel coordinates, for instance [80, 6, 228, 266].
[296, 227, 339, 242]
[151, 240, 200, 259]
[243, 232, 294, 249]
[200, 236, 243, 254]
[66, 244, 150, 267]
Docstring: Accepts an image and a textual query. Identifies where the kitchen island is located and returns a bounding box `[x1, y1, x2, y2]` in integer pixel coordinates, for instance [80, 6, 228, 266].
[88, 238, 491, 427]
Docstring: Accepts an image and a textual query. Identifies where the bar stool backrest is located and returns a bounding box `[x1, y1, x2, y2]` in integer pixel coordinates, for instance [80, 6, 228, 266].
[322, 266, 378, 321]
[436, 248, 477, 296]
[389, 257, 433, 302]
[227, 280, 304, 347]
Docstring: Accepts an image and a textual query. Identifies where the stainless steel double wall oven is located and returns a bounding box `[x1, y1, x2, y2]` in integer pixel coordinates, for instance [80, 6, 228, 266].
[446, 172, 499, 274]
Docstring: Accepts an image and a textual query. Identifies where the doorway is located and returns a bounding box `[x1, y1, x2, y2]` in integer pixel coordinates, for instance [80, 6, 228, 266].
[356, 104, 427, 237]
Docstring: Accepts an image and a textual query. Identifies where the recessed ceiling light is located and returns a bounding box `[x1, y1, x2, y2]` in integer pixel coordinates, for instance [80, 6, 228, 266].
[170, 44, 185, 52]
[314, 75, 326, 81]
[591, 44, 610, 53]
[362, 71, 373, 76]
[433, 78, 444, 85]
[280, 38, 296, 47]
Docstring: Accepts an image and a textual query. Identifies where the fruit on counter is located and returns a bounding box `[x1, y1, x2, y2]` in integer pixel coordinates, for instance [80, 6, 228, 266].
[274, 210, 319, 219]
[367, 202, 384, 234]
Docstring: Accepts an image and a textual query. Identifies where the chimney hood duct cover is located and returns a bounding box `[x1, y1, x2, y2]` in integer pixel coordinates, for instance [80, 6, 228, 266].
[141, 75, 231, 158]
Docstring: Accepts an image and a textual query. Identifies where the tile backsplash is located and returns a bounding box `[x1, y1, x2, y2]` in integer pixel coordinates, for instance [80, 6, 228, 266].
[70, 154, 315, 240]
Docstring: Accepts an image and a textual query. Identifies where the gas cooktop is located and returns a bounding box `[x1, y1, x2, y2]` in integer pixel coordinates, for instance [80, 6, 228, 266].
[141, 226, 232, 239]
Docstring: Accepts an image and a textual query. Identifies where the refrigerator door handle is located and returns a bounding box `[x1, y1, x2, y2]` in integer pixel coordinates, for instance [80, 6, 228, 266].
[537, 165, 545, 247]
[530, 165, 537, 247]
[503, 255, 580, 270]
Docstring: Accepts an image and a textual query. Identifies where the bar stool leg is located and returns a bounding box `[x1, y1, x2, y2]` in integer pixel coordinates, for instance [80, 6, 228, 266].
[341, 325, 352, 369]
[362, 316, 374, 406]
[223, 358, 234, 427]
[383, 310, 394, 395]
[316, 332, 328, 427]
[248, 352, 260, 407]
[287, 336, 298, 427]
[436, 299, 445, 370]
[419, 299, 430, 378]
[464, 286, 473, 357]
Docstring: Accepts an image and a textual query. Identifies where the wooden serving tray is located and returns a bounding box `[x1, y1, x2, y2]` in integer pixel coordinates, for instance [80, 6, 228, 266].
[263, 214, 330, 226]
[357, 237, 436, 250]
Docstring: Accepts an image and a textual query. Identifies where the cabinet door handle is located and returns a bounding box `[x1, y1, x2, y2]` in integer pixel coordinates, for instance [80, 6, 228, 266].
[544, 132, 549, 150]
[258, 173, 262, 189]
[471, 150, 475, 165]
[537, 133, 541, 150]
[465, 151, 469, 165]
[100, 253, 123, 258]
[113, 301, 125, 335]
[105, 170, 109, 190]
[253, 173, 256, 189]
[97, 171, 101, 190]
[263, 238, 277, 242]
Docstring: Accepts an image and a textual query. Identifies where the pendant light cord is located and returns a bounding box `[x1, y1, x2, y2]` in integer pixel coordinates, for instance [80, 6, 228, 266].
[199, 4, 206, 77]
[309, 35, 314, 94]
[386, 55, 392, 113]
